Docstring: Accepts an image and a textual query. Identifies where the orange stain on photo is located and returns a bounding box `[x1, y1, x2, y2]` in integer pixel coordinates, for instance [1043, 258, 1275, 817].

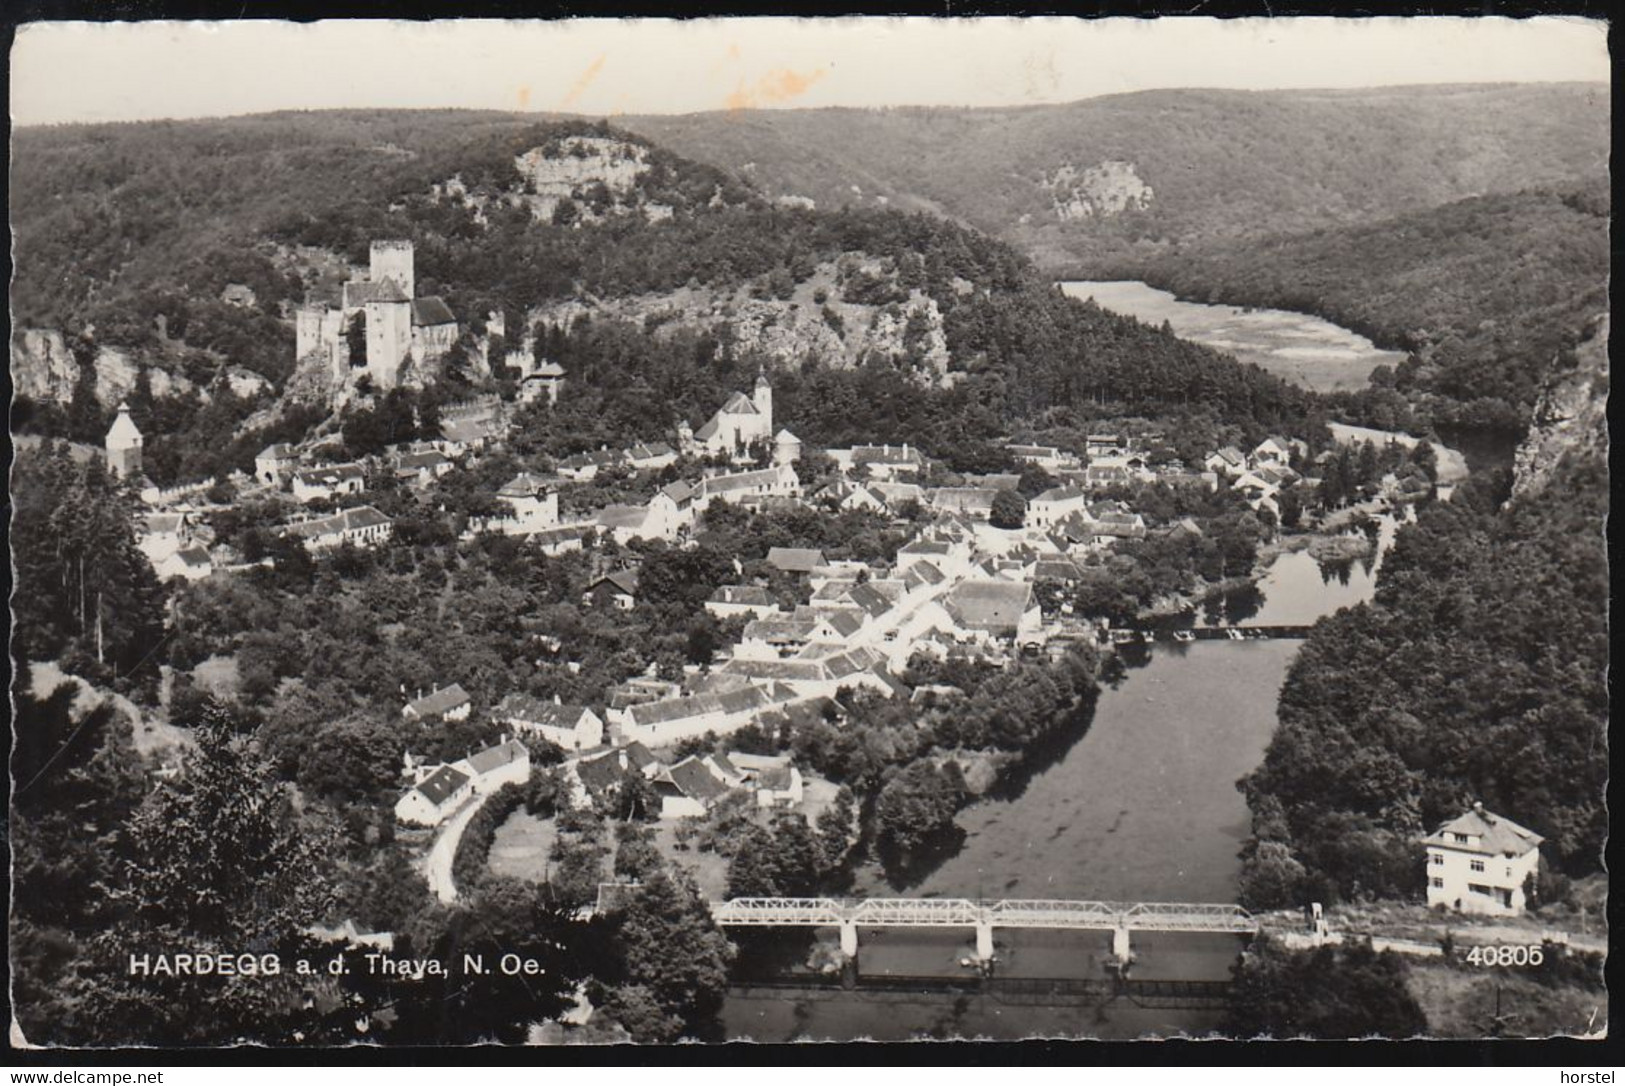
[725, 67, 827, 111]
[516, 85, 531, 111]
[560, 54, 607, 109]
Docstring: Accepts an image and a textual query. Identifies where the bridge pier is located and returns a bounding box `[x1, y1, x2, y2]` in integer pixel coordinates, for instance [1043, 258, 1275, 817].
[975, 921, 995, 962]
[839, 920, 859, 958]
[1110, 925, 1134, 968]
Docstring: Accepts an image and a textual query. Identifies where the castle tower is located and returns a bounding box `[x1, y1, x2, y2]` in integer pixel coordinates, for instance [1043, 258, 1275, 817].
[365, 286, 413, 390]
[753, 368, 773, 437]
[105, 401, 144, 480]
[369, 240, 415, 299]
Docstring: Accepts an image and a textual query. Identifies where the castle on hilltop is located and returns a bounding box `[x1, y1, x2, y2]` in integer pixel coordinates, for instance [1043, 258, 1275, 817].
[295, 240, 459, 391]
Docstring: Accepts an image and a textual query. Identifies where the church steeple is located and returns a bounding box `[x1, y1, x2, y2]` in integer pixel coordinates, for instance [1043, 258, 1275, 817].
[752, 367, 772, 435]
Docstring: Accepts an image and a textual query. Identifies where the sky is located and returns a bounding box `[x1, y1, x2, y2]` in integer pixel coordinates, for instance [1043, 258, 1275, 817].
[10, 16, 1611, 127]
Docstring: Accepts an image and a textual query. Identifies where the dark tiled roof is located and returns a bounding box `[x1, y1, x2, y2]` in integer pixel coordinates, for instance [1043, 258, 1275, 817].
[495, 695, 593, 730]
[349, 280, 410, 305]
[591, 570, 640, 596]
[415, 764, 470, 806]
[411, 296, 457, 327]
[465, 739, 528, 776]
[666, 756, 730, 803]
[1422, 808, 1542, 856]
[944, 581, 1034, 634]
[406, 683, 471, 718]
[767, 547, 826, 573]
[709, 585, 776, 607]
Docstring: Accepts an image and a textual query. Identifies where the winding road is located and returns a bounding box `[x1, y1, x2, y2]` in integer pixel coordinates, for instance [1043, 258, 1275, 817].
[422, 792, 490, 905]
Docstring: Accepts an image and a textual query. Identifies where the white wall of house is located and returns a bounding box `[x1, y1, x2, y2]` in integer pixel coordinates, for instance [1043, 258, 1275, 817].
[394, 784, 469, 826]
[1426, 845, 1539, 916]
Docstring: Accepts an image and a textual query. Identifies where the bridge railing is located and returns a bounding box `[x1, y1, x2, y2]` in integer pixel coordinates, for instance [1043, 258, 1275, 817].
[709, 897, 1257, 934]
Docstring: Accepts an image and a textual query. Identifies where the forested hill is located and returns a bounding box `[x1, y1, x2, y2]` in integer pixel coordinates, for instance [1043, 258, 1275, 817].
[620, 83, 1608, 273]
[1236, 315, 1609, 909]
[1134, 177, 1611, 440]
[10, 113, 1326, 482]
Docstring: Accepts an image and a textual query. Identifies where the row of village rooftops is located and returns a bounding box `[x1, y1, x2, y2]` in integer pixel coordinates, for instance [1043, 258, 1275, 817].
[394, 720, 807, 828]
[118, 357, 1308, 583]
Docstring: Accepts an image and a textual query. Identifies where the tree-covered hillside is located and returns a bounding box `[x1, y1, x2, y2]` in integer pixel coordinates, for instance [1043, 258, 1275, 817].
[1135, 178, 1610, 440]
[622, 83, 1608, 271]
[11, 113, 1328, 477]
[1237, 420, 1609, 907]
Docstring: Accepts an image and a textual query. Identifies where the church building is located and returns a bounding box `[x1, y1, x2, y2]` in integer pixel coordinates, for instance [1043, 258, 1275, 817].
[686, 371, 774, 459]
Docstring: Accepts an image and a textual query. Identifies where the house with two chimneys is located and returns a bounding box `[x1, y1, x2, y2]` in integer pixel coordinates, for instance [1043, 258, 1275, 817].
[393, 736, 531, 826]
[705, 584, 782, 621]
[402, 683, 473, 723]
[690, 463, 802, 511]
[492, 694, 605, 752]
[284, 505, 394, 551]
[833, 442, 928, 480]
[1423, 802, 1544, 916]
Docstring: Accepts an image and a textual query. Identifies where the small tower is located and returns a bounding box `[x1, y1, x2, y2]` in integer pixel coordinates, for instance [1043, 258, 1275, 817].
[753, 368, 773, 436]
[773, 428, 802, 466]
[105, 401, 144, 480]
[676, 419, 696, 456]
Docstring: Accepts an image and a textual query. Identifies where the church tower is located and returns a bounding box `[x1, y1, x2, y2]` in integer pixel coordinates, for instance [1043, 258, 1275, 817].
[105, 401, 144, 480]
[753, 368, 773, 438]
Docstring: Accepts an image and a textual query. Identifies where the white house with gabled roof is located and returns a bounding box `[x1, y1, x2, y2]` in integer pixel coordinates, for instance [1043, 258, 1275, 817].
[1422, 802, 1543, 916]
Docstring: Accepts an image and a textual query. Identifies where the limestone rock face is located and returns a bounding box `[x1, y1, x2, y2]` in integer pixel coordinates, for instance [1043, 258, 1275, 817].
[527, 256, 955, 386]
[10, 328, 78, 403]
[1510, 312, 1609, 500]
[1038, 160, 1154, 221]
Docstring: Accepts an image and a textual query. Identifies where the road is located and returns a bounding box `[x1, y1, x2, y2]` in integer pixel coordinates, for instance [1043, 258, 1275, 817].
[422, 791, 490, 905]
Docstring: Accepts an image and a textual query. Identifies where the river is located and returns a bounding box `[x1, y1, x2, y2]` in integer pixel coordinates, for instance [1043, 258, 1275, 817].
[723, 515, 1399, 1040]
[724, 284, 1419, 1039]
[1061, 279, 1406, 394]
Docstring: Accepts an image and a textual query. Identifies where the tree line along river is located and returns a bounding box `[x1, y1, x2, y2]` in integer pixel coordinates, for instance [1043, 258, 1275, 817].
[721, 285, 1414, 1042]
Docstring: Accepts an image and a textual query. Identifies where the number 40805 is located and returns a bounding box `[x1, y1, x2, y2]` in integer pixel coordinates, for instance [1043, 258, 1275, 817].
[1464, 945, 1544, 967]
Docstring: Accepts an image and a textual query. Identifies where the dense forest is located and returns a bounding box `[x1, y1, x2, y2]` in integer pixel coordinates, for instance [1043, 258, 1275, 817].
[1237, 441, 1609, 908]
[624, 83, 1608, 270]
[1135, 178, 1610, 440]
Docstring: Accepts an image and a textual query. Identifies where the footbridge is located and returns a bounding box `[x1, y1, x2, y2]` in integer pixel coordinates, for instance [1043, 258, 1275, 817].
[710, 898, 1257, 964]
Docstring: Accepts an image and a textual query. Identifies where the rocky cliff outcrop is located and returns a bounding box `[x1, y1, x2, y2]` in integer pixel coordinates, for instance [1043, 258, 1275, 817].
[1510, 312, 1609, 500]
[12, 329, 198, 406]
[10, 328, 79, 403]
[528, 256, 953, 383]
[1038, 160, 1154, 222]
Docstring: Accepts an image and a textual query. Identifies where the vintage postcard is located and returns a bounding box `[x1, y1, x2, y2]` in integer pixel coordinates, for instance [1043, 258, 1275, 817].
[7, 15, 1609, 1050]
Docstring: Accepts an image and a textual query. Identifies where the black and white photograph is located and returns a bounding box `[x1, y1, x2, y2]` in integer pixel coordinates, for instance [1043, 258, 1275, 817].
[6, 14, 1610, 1050]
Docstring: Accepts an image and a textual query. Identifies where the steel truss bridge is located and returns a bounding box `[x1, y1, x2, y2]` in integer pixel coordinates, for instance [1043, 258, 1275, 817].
[710, 898, 1258, 961]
